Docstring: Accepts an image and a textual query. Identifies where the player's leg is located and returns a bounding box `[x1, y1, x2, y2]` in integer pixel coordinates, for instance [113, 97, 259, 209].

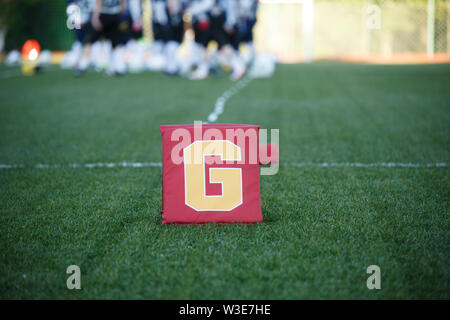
[152, 21, 164, 54]
[125, 3, 145, 73]
[75, 22, 97, 77]
[148, 0, 170, 71]
[65, 0, 91, 70]
[189, 16, 211, 79]
[164, 2, 185, 75]
[216, 11, 247, 81]
[105, 13, 127, 75]
[129, 0, 143, 40]
[243, 17, 257, 64]
[239, 0, 258, 64]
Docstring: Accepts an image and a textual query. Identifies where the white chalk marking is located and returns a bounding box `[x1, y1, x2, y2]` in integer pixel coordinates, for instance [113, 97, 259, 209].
[206, 75, 253, 123]
[0, 161, 446, 169]
[287, 162, 447, 168]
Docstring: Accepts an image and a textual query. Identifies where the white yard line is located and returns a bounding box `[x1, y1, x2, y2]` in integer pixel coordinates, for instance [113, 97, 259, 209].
[287, 162, 447, 168]
[205, 75, 253, 123]
[0, 66, 446, 170]
[0, 161, 446, 169]
[0, 162, 162, 169]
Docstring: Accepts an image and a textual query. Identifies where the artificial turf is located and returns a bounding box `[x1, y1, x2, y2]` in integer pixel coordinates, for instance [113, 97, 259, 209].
[0, 63, 448, 299]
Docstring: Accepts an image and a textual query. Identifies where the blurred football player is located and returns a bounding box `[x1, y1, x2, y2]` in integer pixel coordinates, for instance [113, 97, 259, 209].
[185, 0, 214, 79]
[124, 0, 146, 72]
[186, 0, 246, 80]
[236, 0, 258, 64]
[127, 0, 144, 40]
[221, 0, 247, 80]
[148, 0, 170, 71]
[148, 0, 185, 74]
[165, 0, 185, 74]
[64, 0, 94, 70]
[76, 0, 128, 76]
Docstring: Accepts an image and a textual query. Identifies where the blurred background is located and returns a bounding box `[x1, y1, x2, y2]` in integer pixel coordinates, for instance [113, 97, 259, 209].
[1, 0, 449, 65]
[1, 0, 449, 301]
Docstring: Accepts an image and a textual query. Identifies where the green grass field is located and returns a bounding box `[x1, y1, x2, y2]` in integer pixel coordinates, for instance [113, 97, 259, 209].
[0, 63, 449, 299]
